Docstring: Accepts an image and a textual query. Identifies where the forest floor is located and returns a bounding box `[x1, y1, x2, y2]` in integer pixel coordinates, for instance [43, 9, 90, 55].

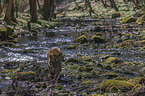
[0, 0, 145, 96]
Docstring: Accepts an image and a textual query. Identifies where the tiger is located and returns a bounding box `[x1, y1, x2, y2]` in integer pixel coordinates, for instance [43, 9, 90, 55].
[47, 47, 63, 85]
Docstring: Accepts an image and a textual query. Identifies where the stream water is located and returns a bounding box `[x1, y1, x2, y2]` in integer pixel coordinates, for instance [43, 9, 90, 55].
[0, 17, 144, 93]
[0, 18, 144, 63]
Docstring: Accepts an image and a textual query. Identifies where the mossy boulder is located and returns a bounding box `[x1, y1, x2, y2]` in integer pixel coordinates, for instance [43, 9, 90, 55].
[21, 49, 35, 53]
[129, 77, 145, 85]
[112, 12, 121, 19]
[100, 80, 135, 92]
[91, 35, 107, 43]
[121, 40, 134, 47]
[101, 72, 118, 79]
[95, 32, 104, 36]
[138, 40, 145, 45]
[45, 30, 55, 36]
[79, 66, 93, 72]
[1, 69, 14, 74]
[74, 35, 88, 44]
[122, 17, 137, 23]
[0, 25, 14, 40]
[141, 67, 145, 72]
[65, 56, 96, 65]
[104, 57, 122, 64]
[136, 14, 145, 25]
[77, 56, 97, 64]
[80, 80, 96, 85]
[139, 46, 145, 52]
[67, 45, 77, 49]
[11, 71, 36, 80]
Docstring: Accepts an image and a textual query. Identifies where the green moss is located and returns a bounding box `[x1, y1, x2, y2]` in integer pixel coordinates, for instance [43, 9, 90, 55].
[61, 42, 67, 44]
[95, 32, 104, 36]
[79, 66, 93, 72]
[136, 14, 145, 25]
[131, 77, 145, 84]
[67, 45, 77, 49]
[1, 69, 14, 74]
[80, 80, 96, 85]
[100, 80, 135, 92]
[104, 57, 122, 64]
[139, 46, 145, 52]
[121, 40, 134, 47]
[0, 25, 7, 32]
[102, 72, 118, 79]
[11, 71, 35, 77]
[91, 35, 107, 43]
[122, 17, 137, 23]
[74, 35, 88, 44]
[141, 67, 145, 72]
[112, 12, 121, 19]
[125, 34, 130, 38]
[138, 40, 145, 44]
[77, 56, 96, 64]
[21, 49, 35, 53]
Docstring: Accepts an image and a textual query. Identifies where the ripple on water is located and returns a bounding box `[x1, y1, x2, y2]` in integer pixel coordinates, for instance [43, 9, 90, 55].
[0, 52, 34, 62]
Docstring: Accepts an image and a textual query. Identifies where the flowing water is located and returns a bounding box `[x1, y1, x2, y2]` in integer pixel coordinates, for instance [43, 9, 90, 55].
[0, 17, 144, 93]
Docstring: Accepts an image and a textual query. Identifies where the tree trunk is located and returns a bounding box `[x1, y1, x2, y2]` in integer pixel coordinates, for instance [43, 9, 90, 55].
[43, 0, 55, 20]
[43, 0, 50, 20]
[0, 0, 1, 11]
[50, 0, 55, 18]
[29, 0, 37, 23]
[36, 0, 40, 9]
[109, 0, 119, 11]
[4, 0, 16, 23]
[87, 0, 93, 16]
[15, 0, 18, 18]
[101, 0, 107, 8]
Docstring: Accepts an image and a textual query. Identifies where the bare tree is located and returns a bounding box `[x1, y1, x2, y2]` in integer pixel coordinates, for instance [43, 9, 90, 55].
[43, 0, 55, 20]
[101, 0, 107, 8]
[4, 0, 16, 23]
[109, 0, 119, 11]
[29, 0, 38, 22]
[0, 0, 1, 12]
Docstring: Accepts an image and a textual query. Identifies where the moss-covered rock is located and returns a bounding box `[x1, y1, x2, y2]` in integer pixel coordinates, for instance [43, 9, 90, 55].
[21, 49, 35, 53]
[0, 25, 14, 40]
[104, 57, 122, 64]
[67, 45, 77, 49]
[77, 56, 96, 64]
[138, 40, 145, 45]
[91, 35, 107, 43]
[80, 80, 96, 85]
[121, 40, 134, 47]
[141, 67, 145, 72]
[136, 14, 145, 25]
[101, 72, 118, 79]
[112, 12, 121, 19]
[95, 32, 104, 36]
[100, 80, 135, 92]
[65, 56, 97, 65]
[139, 46, 145, 52]
[44, 30, 55, 36]
[79, 66, 93, 72]
[74, 35, 88, 44]
[122, 17, 137, 23]
[129, 77, 145, 85]
[1, 69, 14, 74]
[11, 71, 36, 80]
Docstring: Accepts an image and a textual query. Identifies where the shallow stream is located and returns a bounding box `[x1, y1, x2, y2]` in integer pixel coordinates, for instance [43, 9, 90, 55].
[0, 17, 144, 93]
